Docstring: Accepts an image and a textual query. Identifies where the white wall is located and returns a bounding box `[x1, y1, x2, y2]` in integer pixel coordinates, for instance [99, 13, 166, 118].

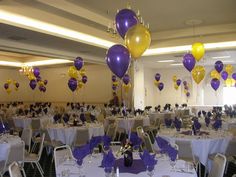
[144, 66, 227, 108]
[0, 65, 113, 104]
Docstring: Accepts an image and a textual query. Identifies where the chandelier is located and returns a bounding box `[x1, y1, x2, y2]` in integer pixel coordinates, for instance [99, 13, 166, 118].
[19, 65, 34, 76]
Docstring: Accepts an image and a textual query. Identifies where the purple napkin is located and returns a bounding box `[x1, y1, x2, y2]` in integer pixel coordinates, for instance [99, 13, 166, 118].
[63, 114, 70, 123]
[213, 119, 222, 130]
[164, 118, 172, 127]
[53, 114, 61, 123]
[73, 144, 90, 165]
[155, 136, 169, 150]
[193, 120, 201, 130]
[102, 135, 112, 149]
[89, 136, 102, 152]
[101, 150, 115, 173]
[173, 117, 181, 131]
[80, 113, 86, 123]
[139, 150, 157, 171]
[90, 114, 96, 122]
[0, 123, 8, 133]
[166, 145, 178, 161]
[130, 133, 142, 149]
[205, 117, 211, 127]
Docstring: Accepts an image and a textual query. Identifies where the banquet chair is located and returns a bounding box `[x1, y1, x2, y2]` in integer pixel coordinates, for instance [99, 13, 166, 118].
[31, 119, 43, 152]
[131, 119, 143, 132]
[73, 128, 90, 147]
[208, 153, 226, 177]
[143, 133, 154, 153]
[144, 118, 161, 141]
[175, 140, 201, 177]
[9, 162, 22, 177]
[97, 113, 105, 124]
[24, 133, 45, 177]
[85, 113, 91, 123]
[7, 118, 21, 135]
[106, 122, 118, 141]
[21, 128, 32, 153]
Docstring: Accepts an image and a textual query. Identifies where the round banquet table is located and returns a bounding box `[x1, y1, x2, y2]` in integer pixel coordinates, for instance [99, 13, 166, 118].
[13, 115, 53, 129]
[157, 129, 232, 170]
[0, 134, 22, 161]
[198, 118, 236, 130]
[47, 123, 104, 146]
[148, 112, 175, 122]
[104, 116, 150, 132]
[55, 151, 198, 177]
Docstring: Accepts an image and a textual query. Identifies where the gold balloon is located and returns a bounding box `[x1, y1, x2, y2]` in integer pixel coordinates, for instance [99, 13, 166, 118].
[174, 84, 179, 90]
[68, 66, 78, 79]
[123, 83, 131, 93]
[184, 89, 188, 94]
[191, 42, 205, 62]
[125, 24, 151, 59]
[172, 75, 177, 82]
[225, 78, 232, 87]
[6, 79, 12, 84]
[210, 70, 220, 80]
[78, 81, 83, 88]
[192, 65, 205, 84]
[28, 73, 36, 81]
[6, 88, 11, 94]
[80, 68, 86, 76]
[231, 78, 236, 86]
[15, 88, 19, 91]
[225, 64, 234, 75]
[154, 80, 159, 86]
[38, 81, 44, 86]
[113, 81, 119, 87]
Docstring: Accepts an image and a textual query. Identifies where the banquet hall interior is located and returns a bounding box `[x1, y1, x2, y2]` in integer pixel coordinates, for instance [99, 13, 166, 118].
[0, 0, 236, 177]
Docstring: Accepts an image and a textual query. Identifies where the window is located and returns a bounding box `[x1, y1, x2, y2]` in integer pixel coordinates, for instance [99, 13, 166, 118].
[223, 87, 236, 105]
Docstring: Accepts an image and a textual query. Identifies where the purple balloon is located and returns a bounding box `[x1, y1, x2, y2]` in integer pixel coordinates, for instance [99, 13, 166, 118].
[184, 85, 189, 90]
[214, 61, 223, 73]
[183, 81, 187, 86]
[158, 82, 164, 91]
[33, 67, 40, 77]
[74, 57, 84, 70]
[221, 71, 228, 80]
[106, 44, 131, 79]
[232, 73, 236, 80]
[15, 82, 20, 88]
[183, 54, 196, 72]
[4, 83, 9, 90]
[112, 75, 117, 82]
[42, 86, 46, 92]
[44, 80, 48, 85]
[123, 74, 130, 85]
[36, 76, 41, 82]
[176, 79, 181, 86]
[211, 78, 220, 91]
[68, 78, 77, 92]
[155, 73, 161, 82]
[112, 85, 117, 91]
[39, 85, 44, 92]
[115, 9, 138, 38]
[29, 80, 37, 90]
[82, 75, 88, 84]
[186, 92, 190, 97]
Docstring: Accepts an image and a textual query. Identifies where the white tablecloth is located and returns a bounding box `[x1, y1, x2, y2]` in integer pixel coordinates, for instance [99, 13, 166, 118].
[157, 129, 232, 169]
[13, 115, 53, 128]
[0, 135, 22, 161]
[47, 124, 104, 146]
[105, 116, 150, 132]
[148, 112, 175, 122]
[198, 118, 236, 130]
[55, 152, 197, 177]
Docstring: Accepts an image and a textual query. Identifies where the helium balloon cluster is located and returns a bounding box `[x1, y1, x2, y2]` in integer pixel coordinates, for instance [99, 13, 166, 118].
[27, 67, 47, 92]
[183, 81, 191, 98]
[154, 73, 164, 91]
[111, 75, 119, 92]
[172, 75, 181, 90]
[122, 74, 131, 93]
[210, 61, 235, 90]
[3, 79, 20, 94]
[68, 57, 88, 92]
[106, 7, 151, 82]
[183, 42, 205, 84]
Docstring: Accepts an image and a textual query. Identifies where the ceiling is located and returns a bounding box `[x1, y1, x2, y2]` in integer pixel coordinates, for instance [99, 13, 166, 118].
[0, 0, 235, 68]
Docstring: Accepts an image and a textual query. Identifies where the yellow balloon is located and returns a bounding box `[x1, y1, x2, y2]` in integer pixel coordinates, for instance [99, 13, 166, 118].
[78, 81, 83, 88]
[225, 78, 232, 87]
[192, 65, 205, 84]
[225, 64, 234, 75]
[174, 84, 179, 90]
[68, 66, 78, 79]
[210, 70, 220, 80]
[123, 83, 131, 93]
[79, 68, 86, 76]
[28, 73, 36, 81]
[113, 81, 119, 87]
[38, 81, 44, 86]
[191, 42, 205, 62]
[125, 24, 151, 59]
[154, 80, 159, 86]
[6, 79, 12, 84]
[15, 88, 18, 91]
[6, 88, 11, 94]
[172, 75, 177, 82]
[231, 78, 236, 86]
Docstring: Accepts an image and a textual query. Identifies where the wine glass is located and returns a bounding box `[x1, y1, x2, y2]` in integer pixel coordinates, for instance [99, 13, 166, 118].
[147, 166, 155, 177]
[169, 158, 176, 172]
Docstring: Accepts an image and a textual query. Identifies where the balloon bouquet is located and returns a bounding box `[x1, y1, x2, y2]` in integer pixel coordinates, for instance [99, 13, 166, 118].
[154, 73, 164, 92]
[106, 7, 151, 95]
[183, 81, 191, 98]
[67, 57, 88, 92]
[172, 75, 181, 90]
[210, 61, 235, 90]
[3, 79, 20, 94]
[28, 67, 48, 92]
[183, 43, 205, 85]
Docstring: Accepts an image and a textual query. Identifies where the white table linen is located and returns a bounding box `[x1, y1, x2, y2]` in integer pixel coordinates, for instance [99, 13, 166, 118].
[148, 112, 175, 122]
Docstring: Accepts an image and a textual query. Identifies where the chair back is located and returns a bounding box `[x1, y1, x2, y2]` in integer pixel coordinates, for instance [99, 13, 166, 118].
[225, 138, 236, 157]
[136, 126, 144, 139]
[97, 114, 105, 124]
[40, 129, 52, 143]
[132, 119, 143, 130]
[31, 119, 41, 131]
[37, 133, 45, 160]
[85, 113, 91, 123]
[208, 153, 226, 177]
[8, 162, 22, 177]
[73, 128, 90, 147]
[21, 128, 32, 153]
[143, 133, 154, 153]
[106, 123, 118, 141]
[175, 140, 195, 162]
[7, 119, 16, 129]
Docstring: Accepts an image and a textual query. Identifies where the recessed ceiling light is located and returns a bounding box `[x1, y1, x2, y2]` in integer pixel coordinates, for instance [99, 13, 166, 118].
[0, 61, 22, 67]
[157, 60, 175, 63]
[212, 56, 231, 59]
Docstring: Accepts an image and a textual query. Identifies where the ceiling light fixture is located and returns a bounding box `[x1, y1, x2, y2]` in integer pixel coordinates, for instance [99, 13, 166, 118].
[157, 60, 175, 63]
[170, 63, 183, 66]
[25, 59, 73, 66]
[0, 61, 22, 67]
[211, 56, 231, 59]
[0, 10, 115, 49]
